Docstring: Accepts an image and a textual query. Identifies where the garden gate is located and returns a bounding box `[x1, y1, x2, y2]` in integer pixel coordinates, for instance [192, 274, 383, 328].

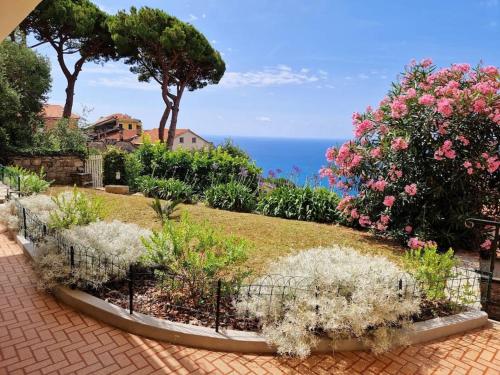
[85, 155, 103, 188]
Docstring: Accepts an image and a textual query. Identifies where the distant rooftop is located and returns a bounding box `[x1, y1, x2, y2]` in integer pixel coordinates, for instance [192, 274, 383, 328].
[42, 104, 80, 119]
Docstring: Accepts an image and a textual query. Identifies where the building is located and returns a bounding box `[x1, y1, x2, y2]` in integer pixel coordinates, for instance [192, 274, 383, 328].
[41, 104, 80, 130]
[135, 128, 212, 151]
[88, 113, 142, 140]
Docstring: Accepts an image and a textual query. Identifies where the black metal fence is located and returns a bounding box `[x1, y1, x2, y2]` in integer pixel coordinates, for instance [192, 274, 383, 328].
[14, 199, 494, 333]
[0, 164, 22, 198]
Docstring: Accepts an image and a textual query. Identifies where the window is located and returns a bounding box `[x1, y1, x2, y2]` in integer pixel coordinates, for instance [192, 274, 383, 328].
[192, 137, 197, 143]
[118, 123, 123, 129]
[137, 125, 141, 130]
[128, 124, 133, 130]
[179, 137, 184, 143]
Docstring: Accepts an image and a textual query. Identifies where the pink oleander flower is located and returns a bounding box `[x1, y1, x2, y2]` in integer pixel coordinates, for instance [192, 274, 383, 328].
[467, 168, 474, 175]
[480, 66, 498, 76]
[434, 140, 456, 160]
[437, 98, 453, 117]
[350, 209, 360, 219]
[376, 222, 388, 232]
[418, 94, 435, 106]
[437, 122, 449, 135]
[325, 147, 336, 162]
[480, 239, 492, 250]
[319, 167, 333, 178]
[487, 156, 500, 174]
[383, 195, 395, 207]
[370, 147, 382, 158]
[451, 63, 470, 73]
[404, 183, 417, 196]
[405, 88, 417, 99]
[373, 109, 385, 122]
[337, 195, 353, 211]
[372, 179, 387, 192]
[391, 137, 409, 151]
[472, 98, 487, 113]
[390, 98, 408, 119]
[354, 119, 374, 137]
[405, 225, 413, 234]
[463, 161, 472, 168]
[380, 214, 391, 225]
[359, 215, 371, 227]
[456, 135, 470, 146]
[420, 58, 433, 67]
[408, 237, 424, 249]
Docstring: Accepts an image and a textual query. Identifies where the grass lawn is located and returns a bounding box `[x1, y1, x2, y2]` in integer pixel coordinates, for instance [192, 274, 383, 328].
[47, 186, 405, 273]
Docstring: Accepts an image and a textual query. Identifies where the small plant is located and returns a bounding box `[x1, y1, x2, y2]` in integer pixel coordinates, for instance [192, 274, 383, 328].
[136, 176, 193, 202]
[149, 197, 181, 223]
[403, 243, 458, 300]
[4, 165, 51, 195]
[205, 181, 257, 212]
[141, 213, 248, 283]
[103, 147, 127, 185]
[257, 185, 340, 223]
[49, 187, 104, 229]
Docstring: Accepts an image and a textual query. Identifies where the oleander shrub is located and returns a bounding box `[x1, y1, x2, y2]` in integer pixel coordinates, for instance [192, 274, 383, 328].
[237, 247, 421, 357]
[257, 185, 340, 223]
[323, 60, 500, 248]
[136, 176, 193, 202]
[135, 142, 261, 193]
[205, 181, 257, 212]
[49, 188, 104, 229]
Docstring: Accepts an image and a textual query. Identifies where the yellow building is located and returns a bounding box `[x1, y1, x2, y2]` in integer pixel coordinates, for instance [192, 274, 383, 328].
[89, 113, 142, 140]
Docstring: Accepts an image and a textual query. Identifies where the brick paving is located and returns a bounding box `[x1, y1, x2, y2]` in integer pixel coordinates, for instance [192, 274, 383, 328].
[1, 230, 500, 374]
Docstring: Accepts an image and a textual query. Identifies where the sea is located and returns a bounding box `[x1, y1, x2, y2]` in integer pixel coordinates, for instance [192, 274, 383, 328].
[207, 136, 347, 187]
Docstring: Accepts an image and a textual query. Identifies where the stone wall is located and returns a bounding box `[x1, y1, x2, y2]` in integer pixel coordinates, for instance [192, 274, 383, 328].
[8, 155, 85, 185]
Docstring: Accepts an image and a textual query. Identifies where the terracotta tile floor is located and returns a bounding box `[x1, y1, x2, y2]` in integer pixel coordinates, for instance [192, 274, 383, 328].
[1, 231, 500, 374]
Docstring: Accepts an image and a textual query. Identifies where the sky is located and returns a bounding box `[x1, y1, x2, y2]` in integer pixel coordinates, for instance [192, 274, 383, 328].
[34, 0, 500, 139]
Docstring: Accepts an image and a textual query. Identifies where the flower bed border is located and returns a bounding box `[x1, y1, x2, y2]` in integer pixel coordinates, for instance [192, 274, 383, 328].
[17, 233, 490, 354]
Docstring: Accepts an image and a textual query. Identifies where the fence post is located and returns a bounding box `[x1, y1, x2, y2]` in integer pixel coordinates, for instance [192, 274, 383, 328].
[0, 166, 4, 183]
[17, 175, 21, 195]
[128, 264, 134, 315]
[22, 207, 27, 238]
[398, 278, 403, 299]
[70, 246, 75, 270]
[215, 279, 221, 333]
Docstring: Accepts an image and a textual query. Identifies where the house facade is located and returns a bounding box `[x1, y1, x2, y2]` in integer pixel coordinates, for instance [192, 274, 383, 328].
[136, 128, 212, 151]
[41, 104, 80, 130]
[88, 113, 142, 140]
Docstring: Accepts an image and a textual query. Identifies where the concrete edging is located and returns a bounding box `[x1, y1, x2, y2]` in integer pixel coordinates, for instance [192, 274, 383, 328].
[17, 234, 489, 354]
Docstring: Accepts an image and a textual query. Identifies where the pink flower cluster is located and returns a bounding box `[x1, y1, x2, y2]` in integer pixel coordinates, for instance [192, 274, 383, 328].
[434, 140, 456, 160]
[391, 137, 409, 151]
[404, 183, 417, 196]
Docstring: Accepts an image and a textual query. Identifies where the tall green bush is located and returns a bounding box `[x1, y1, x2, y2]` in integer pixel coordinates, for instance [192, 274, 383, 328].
[103, 147, 127, 185]
[257, 185, 340, 223]
[135, 142, 261, 193]
[136, 176, 193, 202]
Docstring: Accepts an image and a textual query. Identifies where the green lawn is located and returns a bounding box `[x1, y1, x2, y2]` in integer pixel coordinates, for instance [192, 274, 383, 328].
[47, 186, 405, 273]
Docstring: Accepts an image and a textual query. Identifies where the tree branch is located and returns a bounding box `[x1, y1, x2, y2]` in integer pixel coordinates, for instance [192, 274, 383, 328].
[28, 40, 48, 49]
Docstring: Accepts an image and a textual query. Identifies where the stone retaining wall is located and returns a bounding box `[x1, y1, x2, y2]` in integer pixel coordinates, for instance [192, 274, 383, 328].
[9, 155, 85, 185]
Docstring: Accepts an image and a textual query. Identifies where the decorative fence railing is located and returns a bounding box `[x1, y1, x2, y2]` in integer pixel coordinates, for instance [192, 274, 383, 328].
[0, 164, 22, 198]
[14, 199, 494, 333]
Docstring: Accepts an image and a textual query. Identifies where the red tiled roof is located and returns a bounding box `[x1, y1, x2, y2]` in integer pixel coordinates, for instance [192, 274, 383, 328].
[42, 104, 80, 119]
[104, 129, 139, 141]
[94, 113, 140, 126]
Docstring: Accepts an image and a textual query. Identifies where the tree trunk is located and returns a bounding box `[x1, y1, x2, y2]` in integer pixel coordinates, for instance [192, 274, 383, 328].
[63, 76, 77, 118]
[158, 106, 171, 144]
[166, 106, 179, 151]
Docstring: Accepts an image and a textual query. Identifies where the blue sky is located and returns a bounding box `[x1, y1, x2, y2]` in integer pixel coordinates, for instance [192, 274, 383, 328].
[35, 0, 499, 139]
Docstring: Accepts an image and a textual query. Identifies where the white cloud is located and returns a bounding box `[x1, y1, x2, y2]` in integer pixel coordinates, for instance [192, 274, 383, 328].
[202, 13, 207, 19]
[357, 73, 369, 79]
[211, 39, 217, 44]
[256, 116, 271, 122]
[380, 75, 388, 79]
[325, 84, 335, 89]
[344, 76, 352, 80]
[488, 20, 498, 28]
[87, 76, 157, 91]
[220, 65, 322, 88]
[318, 69, 328, 77]
[300, 68, 310, 73]
[480, 0, 498, 7]
[188, 14, 198, 21]
[83, 63, 129, 75]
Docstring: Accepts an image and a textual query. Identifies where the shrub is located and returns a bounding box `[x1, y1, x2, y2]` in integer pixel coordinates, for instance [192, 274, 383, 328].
[205, 181, 257, 212]
[237, 247, 420, 357]
[141, 214, 248, 282]
[49, 188, 104, 229]
[324, 60, 500, 248]
[3, 165, 51, 195]
[124, 152, 142, 191]
[103, 147, 127, 185]
[135, 142, 261, 193]
[257, 185, 340, 223]
[136, 176, 193, 202]
[31, 119, 88, 155]
[403, 243, 458, 300]
[63, 220, 151, 266]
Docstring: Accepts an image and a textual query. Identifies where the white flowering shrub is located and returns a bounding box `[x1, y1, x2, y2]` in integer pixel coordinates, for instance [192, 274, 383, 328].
[63, 220, 151, 265]
[237, 247, 421, 357]
[18, 194, 58, 222]
[0, 201, 19, 235]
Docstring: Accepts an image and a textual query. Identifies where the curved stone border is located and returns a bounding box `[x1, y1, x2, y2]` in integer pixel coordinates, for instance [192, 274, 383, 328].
[17, 234, 489, 354]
